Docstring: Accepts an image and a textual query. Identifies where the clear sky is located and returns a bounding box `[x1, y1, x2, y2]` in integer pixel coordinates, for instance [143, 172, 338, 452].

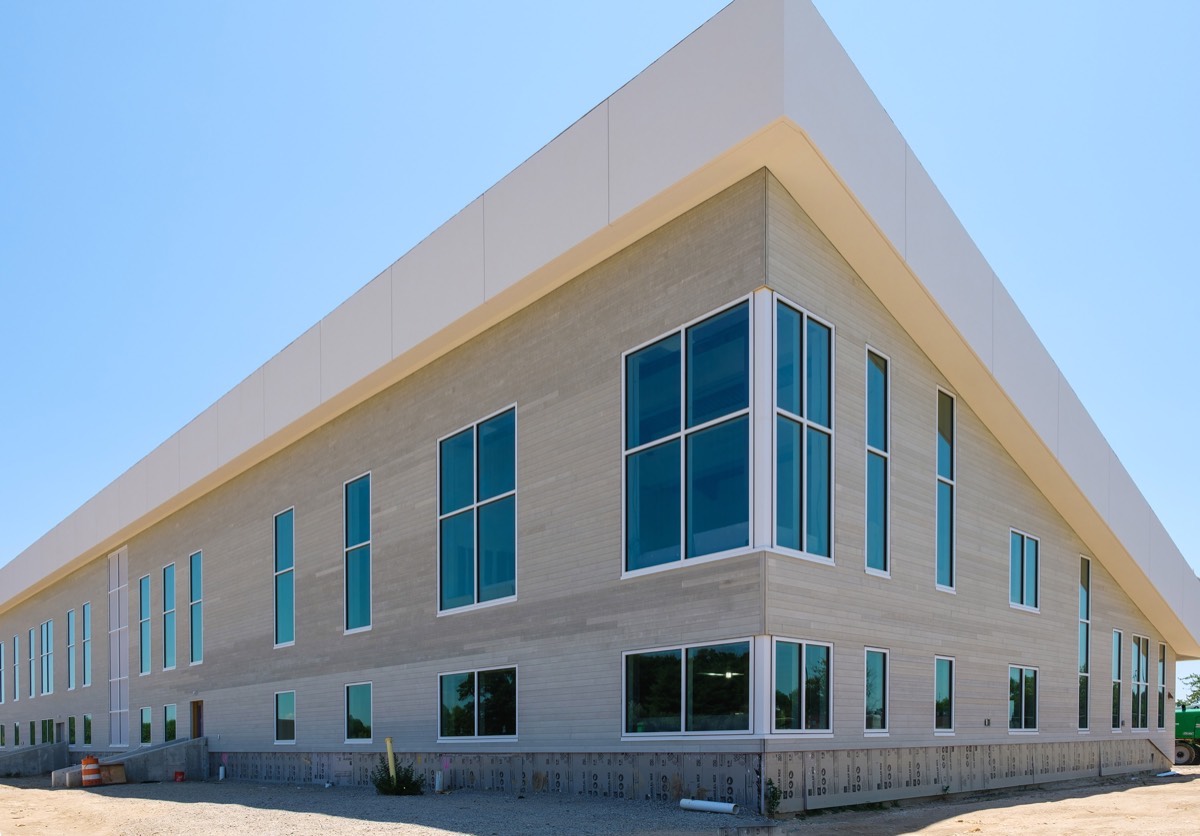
[2, 2, 1197, 688]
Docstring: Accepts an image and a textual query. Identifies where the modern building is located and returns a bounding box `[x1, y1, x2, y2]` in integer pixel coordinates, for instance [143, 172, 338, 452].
[2, 0, 1197, 813]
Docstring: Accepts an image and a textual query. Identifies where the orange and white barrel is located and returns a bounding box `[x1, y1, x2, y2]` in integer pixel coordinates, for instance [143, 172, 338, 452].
[81, 756, 101, 787]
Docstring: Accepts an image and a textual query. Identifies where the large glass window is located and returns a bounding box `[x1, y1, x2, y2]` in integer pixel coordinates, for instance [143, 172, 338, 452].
[865, 648, 888, 732]
[439, 408, 517, 611]
[189, 551, 204, 664]
[1112, 630, 1122, 730]
[935, 657, 954, 732]
[275, 508, 295, 646]
[1009, 530, 1039, 610]
[1009, 666, 1038, 731]
[344, 475, 371, 630]
[162, 564, 176, 670]
[1131, 635, 1149, 730]
[936, 390, 955, 589]
[164, 704, 177, 742]
[773, 640, 830, 732]
[39, 621, 54, 695]
[866, 350, 889, 573]
[625, 641, 750, 734]
[81, 603, 92, 687]
[275, 691, 296, 743]
[66, 609, 76, 691]
[439, 667, 517, 738]
[776, 302, 832, 557]
[625, 303, 750, 572]
[138, 576, 151, 675]
[1079, 557, 1091, 730]
[345, 682, 372, 742]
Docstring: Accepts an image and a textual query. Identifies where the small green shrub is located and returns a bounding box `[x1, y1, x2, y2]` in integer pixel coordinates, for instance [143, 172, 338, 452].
[370, 754, 426, 796]
[764, 778, 781, 817]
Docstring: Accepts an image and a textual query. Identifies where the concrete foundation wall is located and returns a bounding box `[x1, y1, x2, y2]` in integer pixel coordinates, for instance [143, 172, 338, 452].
[102, 737, 209, 783]
[0, 742, 68, 776]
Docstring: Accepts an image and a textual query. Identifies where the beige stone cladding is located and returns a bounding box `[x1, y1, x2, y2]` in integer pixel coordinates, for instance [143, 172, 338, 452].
[762, 173, 1173, 755]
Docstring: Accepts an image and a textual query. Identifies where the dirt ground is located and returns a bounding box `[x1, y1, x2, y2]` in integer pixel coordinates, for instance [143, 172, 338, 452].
[0, 765, 1196, 835]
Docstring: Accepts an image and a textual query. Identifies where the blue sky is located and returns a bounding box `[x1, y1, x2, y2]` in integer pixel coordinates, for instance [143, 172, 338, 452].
[2, 2, 1197, 687]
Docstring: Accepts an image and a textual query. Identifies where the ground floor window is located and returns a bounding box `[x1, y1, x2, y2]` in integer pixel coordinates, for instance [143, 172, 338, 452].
[773, 639, 830, 732]
[625, 640, 750, 735]
[275, 691, 296, 743]
[345, 683, 372, 742]
[140, 707, 152, 744]
[935, 657, 954, 731]
[1009, 666, 1038, 731]
[164, 704, 177, 742]
[865, 648, 889, 733]
[83, 714, 92, 746]
[439, 667, 517, 738]
[68, 716, 76, 745]
[13, 724, 18, 746]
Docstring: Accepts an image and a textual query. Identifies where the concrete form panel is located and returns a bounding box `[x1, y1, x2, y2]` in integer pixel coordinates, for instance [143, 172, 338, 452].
[176, 405, 219, 494]
[991, 283, 1059, 454]
[262, 324, 322, 439]
[319, 271, 392, 402]
[217, 369, 265, 467]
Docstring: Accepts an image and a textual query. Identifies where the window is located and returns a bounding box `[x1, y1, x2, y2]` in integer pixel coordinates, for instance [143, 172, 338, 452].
[344, 475, 371, 631]
[1158, 643, 1167, 730]
[865, 648, 889, 733]
[773, 639, 831, 732]
[1132, 635, 1149, 730]
[28, 628, 35, 698]
[0, 641, 5, 704]
[0, 725, 4, 746]
[345, 682, 372, 742]
[936, 390, 955, 589]
[439, 408, 517, 610]
[1079, 557, 1091, 730]
[275, 691, 296, 743]
[140, 707, 151, 744]
[138, 575, 152, 674]
[13, 635, 19, 702]
[66, 609, 76, 691]
[935, 656, 954, 732]
[776, 300, 833, 558]
[162, 564, 176, 670]
[1008, 530, 1039, 610]
[81, 602, 92, 687]
[275, 508, 295, 645]
[624, 641, 751, 734]
[1112, 630, 1122, 730]
[39, 621, 53, 695]
[14, 723, 19, 746]
[164, 704, 177, 742]
[83, 714, 92, 746]
[1009, 666, 1038, 731]
[189, 552, 203, 664]
[625, 302, 751, 573]
[439, 667, 517, 738]
[41, 719, 50, 743]
[865, 349, 889, 574]
[68, 716, 76, 745]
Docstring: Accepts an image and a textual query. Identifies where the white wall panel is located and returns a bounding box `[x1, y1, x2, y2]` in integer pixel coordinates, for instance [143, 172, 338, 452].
[177, 404, 219, 492]
[991, 282, 1060, 453]
[263, 325, 321, 439]
[319, 270, 392, 401]
[218, 368, 265, 467]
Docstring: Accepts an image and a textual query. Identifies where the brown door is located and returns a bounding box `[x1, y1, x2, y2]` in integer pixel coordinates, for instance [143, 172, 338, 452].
[190, 700, 204, 738]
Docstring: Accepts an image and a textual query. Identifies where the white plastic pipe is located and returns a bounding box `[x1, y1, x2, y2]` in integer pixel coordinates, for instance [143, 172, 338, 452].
[680, 798, 739, 815]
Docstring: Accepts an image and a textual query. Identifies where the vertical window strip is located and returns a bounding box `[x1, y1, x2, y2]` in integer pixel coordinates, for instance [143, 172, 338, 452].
[1008, 530, 1039, 609]
[39, 621, 52, 695]
[1132, 635, 1150, 729]
[1079, 557, 1091, 730]
[67, 609, 76, 690]
[866, 349, 889, 574]
[81, 603, 92, 687]
[13, 635, 20, 702]
[162, 564, 176, 670]
[275, 690, 296, 743]
[936, 390, 956, 589]
[274, 508, 296, 646]
[0, 642, 5, 704]
[935, 656, 954, 732]
[189, 551, 204, 664]
[138, 575, 151, 675]
[344, 475, 371, 631]
[164, 704, 177, 741]
[864, 648, 889, 733]
[28, 628, 35, 698]
[1112, 630, 1122, 730]
[1157, 643, 1166, 729]
[1008, 666, 1038, 731]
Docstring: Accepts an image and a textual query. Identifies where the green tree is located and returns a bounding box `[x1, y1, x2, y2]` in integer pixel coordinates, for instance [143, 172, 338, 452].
[1180, 673, 1200, 708]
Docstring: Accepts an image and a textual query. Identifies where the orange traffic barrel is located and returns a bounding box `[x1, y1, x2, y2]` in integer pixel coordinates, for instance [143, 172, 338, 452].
[81, 756, 101, 787]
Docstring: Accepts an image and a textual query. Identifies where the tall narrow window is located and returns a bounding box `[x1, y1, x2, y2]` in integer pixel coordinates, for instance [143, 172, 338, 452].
[1131, 635, 1149, 730]
[1158, 644, 1167, 729]
[275, 691, 296, 743]
[28, 628, 35, 698]
[439, 408, 517, 610]
[776, 302, 833, 557]
[773, 640, 831, 732]
[345, 682, 372, 742]
[344, 475, 371, 631]
[865, 648, 889, 733]
[164, 704, 177, 742]
[138, 575, 151, 675]
[1112, 630, 1122, 730]
[162, 564, 176, 670]
[935, 657, 954, 732]
[68, 716, 76, 745]
[936, 390, 955, 589]
[81, 603, 92, 687]
[439, 667, 518, 738]
[11, 636, 17, 702]
[39, 621, 53, 695]
[625, 302, 751, 572]
[274, 508, 295, 645]
[1009, 666, 1038, 731]
[189, 551, 204, 664]
[0, 641, 5, 704]
[1008, 530, 1039, 610]
[1079, 557, 1091, 730]
[67, 609, 76, 690]
[83, 714, 92, 746]
[865, 350, 889, 573]
[140, 706, 151, 744]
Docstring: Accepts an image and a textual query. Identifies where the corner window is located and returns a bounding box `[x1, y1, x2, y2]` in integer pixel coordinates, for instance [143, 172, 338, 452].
[865, 349, 889, 574]
[864, 648, 889, 733]
[936, 390, 955, 589]
[1008, 530, 1039, 610]
[935, 657, 954, 732]
[439, 408, 517, 611]
[275, 508, 296, 645]
[345, 682, 372, 742]
[344, 475, 371, 631]
[275, 691, 296, 743]
[624, 640, 750, 734]
[1009, 666, 1038, 731]
[1112, 630, 1122, 730]
[439, 667, 517, 738]
[162, 564, 176, 670]
[1079, 557, 1091, 730]
[1131, 635, 1149, 730]
[773, 639, 831, 732]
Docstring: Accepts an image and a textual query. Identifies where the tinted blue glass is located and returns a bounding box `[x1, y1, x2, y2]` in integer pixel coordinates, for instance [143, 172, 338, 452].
[936, 482, 954, 587]
[1024, 538, 1038, 608]
[345, 544, 370, 629]
[626, 335, 680, 449]
[774, 641, 801, 730]
[478, 409, 515, 501]
[1079, 558, 1090, 620]
[806, 428, 831, 557]
[440, 429, 474, 513]
[806, 320, 831, 428]
[190, 552, 202, 602]
[139, 576, 150, 620]
[478, 496, 515, 602]
[163, 564, 175, 610]
[275, 692, 295, 742]
[139, 618, 150, 675]
[345, 475, 370, 548]
[275, 574, 294, 645]
[776, 416, 802, 551]
[441, 672, 475, 736]
[163, 611, 176, 669]
[440, 511, 475, 609]
[776, 303, 802, 416]
[275, 509, 294, 573]
[626, 441, 681, 570]
[686, 417, 749, 558]
[190, 602, 203, 663]
[804, 644, 831, 731]
[346, 683, 372, 739]
[867, 451, 887, 571]
[865, 650, 886, 730]
[867, 351, 887, 451]
[1010, 532, 1023, 604]
[937, 391, 954, 480]
[687, 303, 749, 428]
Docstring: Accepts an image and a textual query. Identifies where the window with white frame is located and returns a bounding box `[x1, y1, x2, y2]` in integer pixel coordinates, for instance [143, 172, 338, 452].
[345, 682, 372, 742]
[140, 706, 151, 744]
[38, 621, 52, 695]
[935, 656, 954, 732]
[865, 648, 889, 733]
[275, 691, 296, 743]
[81, 602, 92, 687]
[12, 635, 19, 702]
[344, 476, 371, 631]
[936, 390, 955, 589]
[1132, 635, 1149, 729]
[625, 302, 751, 572]
[773, 639, 830, 732]
[190, 551, 204, 663]
[0, 641, 5, 704]
[138, 575, 151, 675]
[865, 349, 889, 573]
[1158, 643, 1167, 730]
[66, 609, 76, 690]
[625, 640, 751, 734]
[1112, 630, 1122, 730]
[1009, 665, 1038, 731]
[275, 508, 295, 645]
[27, 628, 35, 698]
[83, 714, 92, 746]
[439, 667, 517, 738]
[164, 704, 177, 741]
[1079, 557, 1091, 730]
[162, 564, 176, 670]
[1009, 530, 1039, 610]
[68, 716, 75, 745]
[439, 408, 517, 610]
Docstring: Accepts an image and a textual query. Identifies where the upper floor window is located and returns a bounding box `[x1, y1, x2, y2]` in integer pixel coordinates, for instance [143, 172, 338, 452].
[625, 302, 750, 572]
[1079, 557, 1091, 730]
[138, 576, 151, 675]
[39, 620, 53, 695]
[1009, 530, 1039, 610]
[344, 475, 371, 631]
[936, 390, 955, 589]
[162, 564, 176, 670]
[81, 603, 92, 687]
[439, 408, 517, 611]
[865, 349, 889, 574]
[275, 508, 296, 645]
[0, 640, 5, 704]
[189, 551, 204, 664]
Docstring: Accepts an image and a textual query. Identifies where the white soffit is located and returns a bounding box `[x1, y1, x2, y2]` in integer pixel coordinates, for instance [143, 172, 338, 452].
[2, 0, 1196, 657]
